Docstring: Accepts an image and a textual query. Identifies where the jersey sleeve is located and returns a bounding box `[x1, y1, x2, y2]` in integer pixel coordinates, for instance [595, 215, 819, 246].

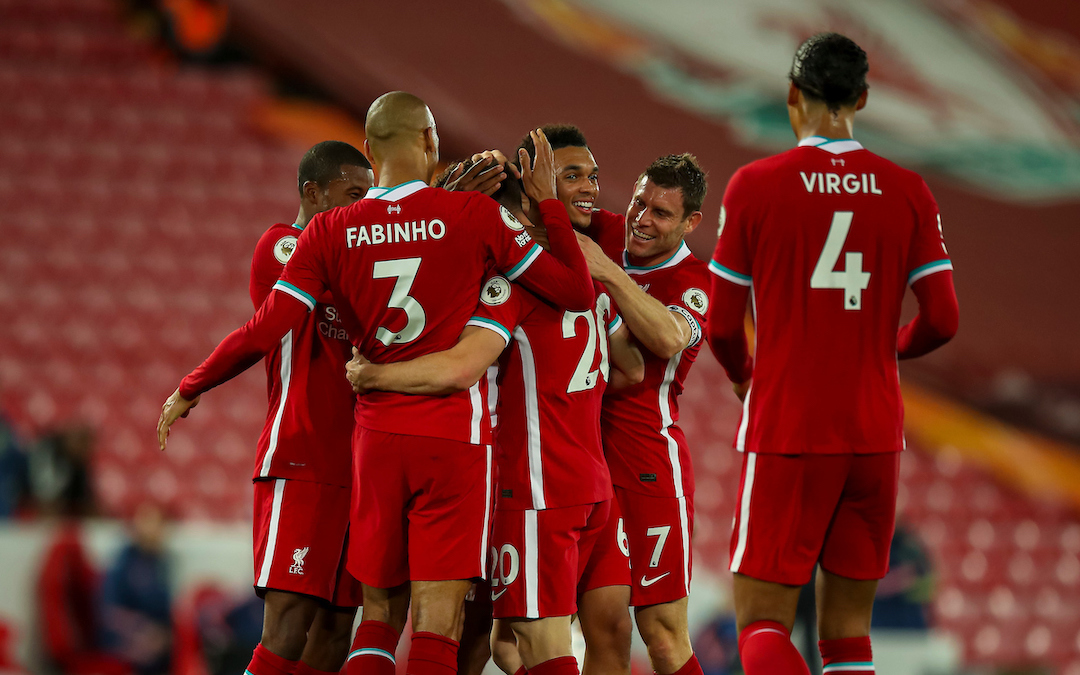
[249, 227, 300, 308]
[659, 269, 711, 350]
[474, 195, 594, 310]
[709, 168, 754, 289]
[465, 276, 536, 347]
[906, 178, 953, 285]
[274, 215, 331, 312]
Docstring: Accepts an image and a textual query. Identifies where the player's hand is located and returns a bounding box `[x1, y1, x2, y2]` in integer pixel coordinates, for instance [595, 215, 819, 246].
[733, 379, 751, 402]
[346, 347, 372, 394]
[157, 388, 199, 451]
[444, 155, 506, 196]
[518, 129, 557, 204]
[525, 224, 549, 251]
[576, 232, 614, 282]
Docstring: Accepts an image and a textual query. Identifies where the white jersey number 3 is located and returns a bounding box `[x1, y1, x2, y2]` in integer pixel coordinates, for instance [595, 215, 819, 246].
[810, 211, 870, 310]
[373, 257, 427, 346]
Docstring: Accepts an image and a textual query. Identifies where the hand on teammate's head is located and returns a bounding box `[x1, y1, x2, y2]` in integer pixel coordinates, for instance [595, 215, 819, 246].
[518, 129, 557, 204]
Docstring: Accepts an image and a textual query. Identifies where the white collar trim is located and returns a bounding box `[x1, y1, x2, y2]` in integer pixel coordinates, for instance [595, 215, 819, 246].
[624, 241, 692, 275]
[798, 136, 864, 155]
[364, 180, 428, 202]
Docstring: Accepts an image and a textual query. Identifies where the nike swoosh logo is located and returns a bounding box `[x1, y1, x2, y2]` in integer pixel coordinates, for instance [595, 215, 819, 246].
[491, 588, 509, 602]
[640, 573, 670, 587]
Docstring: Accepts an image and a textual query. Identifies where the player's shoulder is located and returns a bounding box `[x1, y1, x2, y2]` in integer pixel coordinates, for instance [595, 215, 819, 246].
[255, 222, 303, 261]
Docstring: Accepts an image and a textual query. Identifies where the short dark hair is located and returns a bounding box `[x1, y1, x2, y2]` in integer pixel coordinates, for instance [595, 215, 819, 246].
[297, 141, 371, 196]
[640, 153, 707, 218]
[516, 124, 589, 165]
[789, 33, 868, 111]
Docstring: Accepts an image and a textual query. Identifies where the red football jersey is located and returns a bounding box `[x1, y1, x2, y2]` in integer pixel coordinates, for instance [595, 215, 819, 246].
[275, 182, 593, 445]
[588, 208, 626, 263]
[601, 243, 711, 499]
[248, 223, 354, 486]
[469, 277, 620, 511]
[710, 136, 953, 455]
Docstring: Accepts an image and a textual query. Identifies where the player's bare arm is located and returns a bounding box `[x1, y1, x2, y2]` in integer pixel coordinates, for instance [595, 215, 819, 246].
[578, 233, 692, 359]
[608, 323, 645, 387]
[346, 327, 505, 395]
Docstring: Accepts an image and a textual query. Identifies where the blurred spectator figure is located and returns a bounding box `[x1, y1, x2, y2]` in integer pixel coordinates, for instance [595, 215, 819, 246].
[35, 425, 129, 675]
[159, 0, 233, 63]
[871, 523, 934, 630]
[102, 503, 173, 675]
[0, 413, 30, 518]
[693, 614, 740, 675]
[29, 426, 97, 518]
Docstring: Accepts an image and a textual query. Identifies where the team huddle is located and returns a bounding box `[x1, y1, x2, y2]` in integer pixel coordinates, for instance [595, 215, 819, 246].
[157, 33, 958, 675]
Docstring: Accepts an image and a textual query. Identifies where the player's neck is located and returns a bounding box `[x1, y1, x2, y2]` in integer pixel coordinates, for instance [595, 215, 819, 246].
[294, 205, 312, 229]
[797, 109, 856, 143]
[376, 159, 431, 189]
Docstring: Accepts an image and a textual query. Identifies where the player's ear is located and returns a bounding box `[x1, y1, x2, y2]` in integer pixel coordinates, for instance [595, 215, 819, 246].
[855, 89, 868, 111]
[422, 126, 438, 155]
[362, 139, 375, 165]
[301, 180, 320, 204]
[787, 82, 801, 107]
[683, 211, 703, 235]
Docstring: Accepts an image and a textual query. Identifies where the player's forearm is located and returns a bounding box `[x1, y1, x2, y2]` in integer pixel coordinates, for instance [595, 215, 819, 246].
[707, 277, 754, 384]
[364, 353, 485, 395]
[179, 292, 306, 399]
[897, 271, 958, 360]
[603, 270, 689, 359]
[518, 200, 594, 311]
[609, 327, 645, 385]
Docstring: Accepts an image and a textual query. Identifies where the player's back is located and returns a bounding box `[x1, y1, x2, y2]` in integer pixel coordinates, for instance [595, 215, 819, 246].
[715, 138, 950, 454]
[285, 180, 542, 445]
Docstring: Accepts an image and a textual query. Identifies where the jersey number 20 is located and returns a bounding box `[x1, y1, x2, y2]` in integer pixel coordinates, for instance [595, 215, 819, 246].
[562, 294, 613, 393]
[810, 211, 871, 310]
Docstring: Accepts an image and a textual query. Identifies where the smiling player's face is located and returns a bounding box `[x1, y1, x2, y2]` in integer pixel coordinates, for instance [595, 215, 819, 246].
[624, 177, 698, 265]
[318, 164, 374, 213]
[553, 146, 599, 231]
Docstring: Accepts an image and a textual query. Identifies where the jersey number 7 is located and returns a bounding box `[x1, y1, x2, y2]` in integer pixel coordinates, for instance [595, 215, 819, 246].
[810, 211, 871, 310]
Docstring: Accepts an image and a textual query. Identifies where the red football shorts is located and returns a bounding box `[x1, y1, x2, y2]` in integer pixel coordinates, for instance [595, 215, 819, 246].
[350, 427, 494, 588]
[615, 486, 694, 607]
[578, 493, 631, 593]
[252, 478, 362, 607]
[729, 451, 900, 586]
[489, 500, 610, 619]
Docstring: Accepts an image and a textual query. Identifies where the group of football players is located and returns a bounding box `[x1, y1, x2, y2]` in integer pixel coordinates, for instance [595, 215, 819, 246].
[157, 32, 958, 675]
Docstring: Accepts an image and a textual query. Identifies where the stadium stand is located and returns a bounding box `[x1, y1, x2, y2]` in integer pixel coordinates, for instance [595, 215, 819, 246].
[2, 0, 1080, 672]
[0, 0, 287, 521]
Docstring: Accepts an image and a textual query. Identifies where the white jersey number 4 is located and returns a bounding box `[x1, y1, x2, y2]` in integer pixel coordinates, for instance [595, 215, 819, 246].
[810, 211, 871, 310]
[373, 257, 427, 346]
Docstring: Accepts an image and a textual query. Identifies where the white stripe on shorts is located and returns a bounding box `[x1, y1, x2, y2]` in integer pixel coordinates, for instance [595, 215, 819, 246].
[730, 453, 757, 573]
[480, 444, 493, 579]
[678, 495, 691, 594]
[525, 509, 539, 619]
[256, 479, 286, 587]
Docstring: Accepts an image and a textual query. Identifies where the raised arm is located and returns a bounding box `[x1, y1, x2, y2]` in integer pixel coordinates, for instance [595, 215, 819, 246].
[347, 326, 506, 395]
[504, 130, 593, 311]
[897, 270, 958, 359]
